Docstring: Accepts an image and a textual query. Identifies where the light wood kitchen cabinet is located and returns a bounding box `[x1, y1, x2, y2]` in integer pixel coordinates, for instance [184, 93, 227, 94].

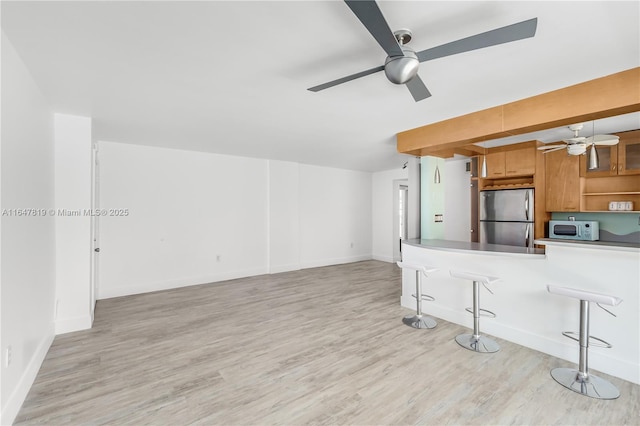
[617, 131, 640, 175]
[484, 147, 536, 178]
[581, 175, 640, 212]
[545, 149, 581, 212]
[505, 148, 536, 176]
[580, 129, 640, 177]
[484, 152, 506, 177]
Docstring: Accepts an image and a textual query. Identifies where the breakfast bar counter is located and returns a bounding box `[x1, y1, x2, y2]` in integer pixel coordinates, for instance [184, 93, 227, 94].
[403, 238, 545, 257]
[400, 239, 640, 385]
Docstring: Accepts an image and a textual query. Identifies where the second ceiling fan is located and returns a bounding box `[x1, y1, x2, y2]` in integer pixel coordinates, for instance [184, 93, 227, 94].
[308, 0, 538, 102]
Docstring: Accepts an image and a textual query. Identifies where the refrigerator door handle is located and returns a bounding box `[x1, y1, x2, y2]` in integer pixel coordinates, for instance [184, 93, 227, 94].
[524, 191, 530, 221]
[525, 223, 531, 247]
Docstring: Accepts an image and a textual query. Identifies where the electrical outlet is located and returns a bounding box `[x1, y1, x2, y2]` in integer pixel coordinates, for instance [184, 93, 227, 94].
[216, 254, 221, 262]
[5, 346, 12, 367]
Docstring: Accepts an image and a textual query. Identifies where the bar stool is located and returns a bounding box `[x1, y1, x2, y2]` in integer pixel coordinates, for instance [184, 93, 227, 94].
[397, 262, 438, 329]
[547, 284, 623, 399]
[450, 270, 500, 353]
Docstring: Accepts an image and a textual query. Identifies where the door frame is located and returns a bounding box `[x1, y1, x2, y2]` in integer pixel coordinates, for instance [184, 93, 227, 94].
[90, 141, 100, 321]
[393, 179, 409, 262]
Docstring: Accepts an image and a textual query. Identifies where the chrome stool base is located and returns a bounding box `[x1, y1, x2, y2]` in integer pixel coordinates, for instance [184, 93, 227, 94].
[455, 334, 499, 353]
[550, 367, 620, 400]
[397, 262, 438, 331]
[403, 314, 437, 329]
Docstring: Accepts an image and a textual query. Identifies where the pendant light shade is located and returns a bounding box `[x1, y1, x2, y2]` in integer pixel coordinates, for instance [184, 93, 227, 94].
[434, 164, 441, 184]
[481, 156, 487, 178]
[588, 144, 599, 170]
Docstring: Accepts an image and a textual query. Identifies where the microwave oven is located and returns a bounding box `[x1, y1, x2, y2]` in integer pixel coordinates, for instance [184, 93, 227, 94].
[549, 220, 599, 241]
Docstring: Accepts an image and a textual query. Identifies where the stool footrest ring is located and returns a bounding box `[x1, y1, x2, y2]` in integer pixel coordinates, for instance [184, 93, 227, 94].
[412, 293, 435, 302]
[561, 331, 612, 348]
[465, 307, 496, 318]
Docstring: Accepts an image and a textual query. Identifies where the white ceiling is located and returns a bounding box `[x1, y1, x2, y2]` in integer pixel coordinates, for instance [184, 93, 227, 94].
[2, 1, 639, 172]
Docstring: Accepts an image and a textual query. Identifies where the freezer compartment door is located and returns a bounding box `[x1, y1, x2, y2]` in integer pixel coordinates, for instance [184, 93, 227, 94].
[480, 221, 533, 248]
[480, 188, 534, 222]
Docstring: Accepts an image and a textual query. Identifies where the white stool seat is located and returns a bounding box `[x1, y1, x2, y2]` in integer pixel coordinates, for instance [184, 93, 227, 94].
[547, 285, 622, 306]
[397, 262, 438, 275]
[450, 269, 500, 285]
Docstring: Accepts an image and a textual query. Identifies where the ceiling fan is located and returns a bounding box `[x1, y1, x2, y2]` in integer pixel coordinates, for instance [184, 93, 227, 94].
[308, 0, 538, 102]
[537, 123, 620, 156]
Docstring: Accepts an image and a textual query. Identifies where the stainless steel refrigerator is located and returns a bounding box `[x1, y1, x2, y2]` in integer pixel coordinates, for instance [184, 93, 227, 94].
[480, 188, 534, 248]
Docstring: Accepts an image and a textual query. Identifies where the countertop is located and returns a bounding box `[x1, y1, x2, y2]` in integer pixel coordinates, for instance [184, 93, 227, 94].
[403, 239, 546, 258]
[534, 238, 640, 253]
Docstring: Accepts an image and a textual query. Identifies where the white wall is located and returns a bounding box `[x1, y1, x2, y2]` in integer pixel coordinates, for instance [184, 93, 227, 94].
[299, 165, 372, 268]
[268, 160, 300, 273]
[98, 142, 270, 298]
[444, 159, 471, 242]
[1, 33, 56, 425]
[54, 114, 93, 334]
[371, 168, 408, 262]
[98, 143, 373, 298]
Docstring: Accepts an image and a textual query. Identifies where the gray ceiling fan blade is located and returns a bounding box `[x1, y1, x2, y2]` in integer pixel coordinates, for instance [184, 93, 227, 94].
[345, 0, 404, 58]
[416, 18, 538, 63]
[308, 65, 385, 92]
[405, 75, 432, 102]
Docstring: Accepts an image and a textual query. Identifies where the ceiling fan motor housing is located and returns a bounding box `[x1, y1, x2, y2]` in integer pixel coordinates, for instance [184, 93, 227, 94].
[384, 48, 419, 84]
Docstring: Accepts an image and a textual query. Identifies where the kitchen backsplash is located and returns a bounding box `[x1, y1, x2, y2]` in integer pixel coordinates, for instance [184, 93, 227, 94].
[550, 212, 640, 243]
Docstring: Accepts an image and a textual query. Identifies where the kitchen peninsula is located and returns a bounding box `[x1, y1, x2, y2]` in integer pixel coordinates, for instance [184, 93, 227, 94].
[400, 238, 640, 385]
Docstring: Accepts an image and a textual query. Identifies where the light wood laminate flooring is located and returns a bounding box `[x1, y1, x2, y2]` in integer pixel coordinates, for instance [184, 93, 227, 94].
[16, 261, 639, 425]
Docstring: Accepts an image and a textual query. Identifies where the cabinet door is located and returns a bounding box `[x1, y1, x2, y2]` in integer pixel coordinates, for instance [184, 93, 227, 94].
[617, 130, 640, 175]
[545, 149, 581, 212]
[580, 145, 617, 177]
[485, 152, 505, 177]
[505, 148, 536, 176]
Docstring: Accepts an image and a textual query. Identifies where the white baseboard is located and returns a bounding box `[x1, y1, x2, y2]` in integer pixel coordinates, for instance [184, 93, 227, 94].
[101, 257, 374, 300]
[55, 315, 93, 335]
[0, 332, 54, 426]
[98, 267, 270, 299]
[269, 263, 301, 274]
[372, 254, 395, 263]
[300, 254, 372, 270]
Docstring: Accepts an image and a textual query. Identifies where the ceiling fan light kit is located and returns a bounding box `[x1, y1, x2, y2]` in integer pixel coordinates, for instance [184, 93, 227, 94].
[538, 122, 620, 157]
[308, 0, 538, 102]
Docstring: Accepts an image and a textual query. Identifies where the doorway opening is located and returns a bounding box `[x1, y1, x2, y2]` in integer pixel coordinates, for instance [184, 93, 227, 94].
[393, 180, 409, 262]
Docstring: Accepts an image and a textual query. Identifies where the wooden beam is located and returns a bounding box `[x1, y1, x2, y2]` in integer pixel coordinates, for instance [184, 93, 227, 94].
[420, 147, 480, 158]
[397, 67, 640, 154]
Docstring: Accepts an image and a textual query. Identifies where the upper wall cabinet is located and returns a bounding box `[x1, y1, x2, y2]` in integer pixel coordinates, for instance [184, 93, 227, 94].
[580, 129, 640, 177]
[484, 147, 536, 178]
